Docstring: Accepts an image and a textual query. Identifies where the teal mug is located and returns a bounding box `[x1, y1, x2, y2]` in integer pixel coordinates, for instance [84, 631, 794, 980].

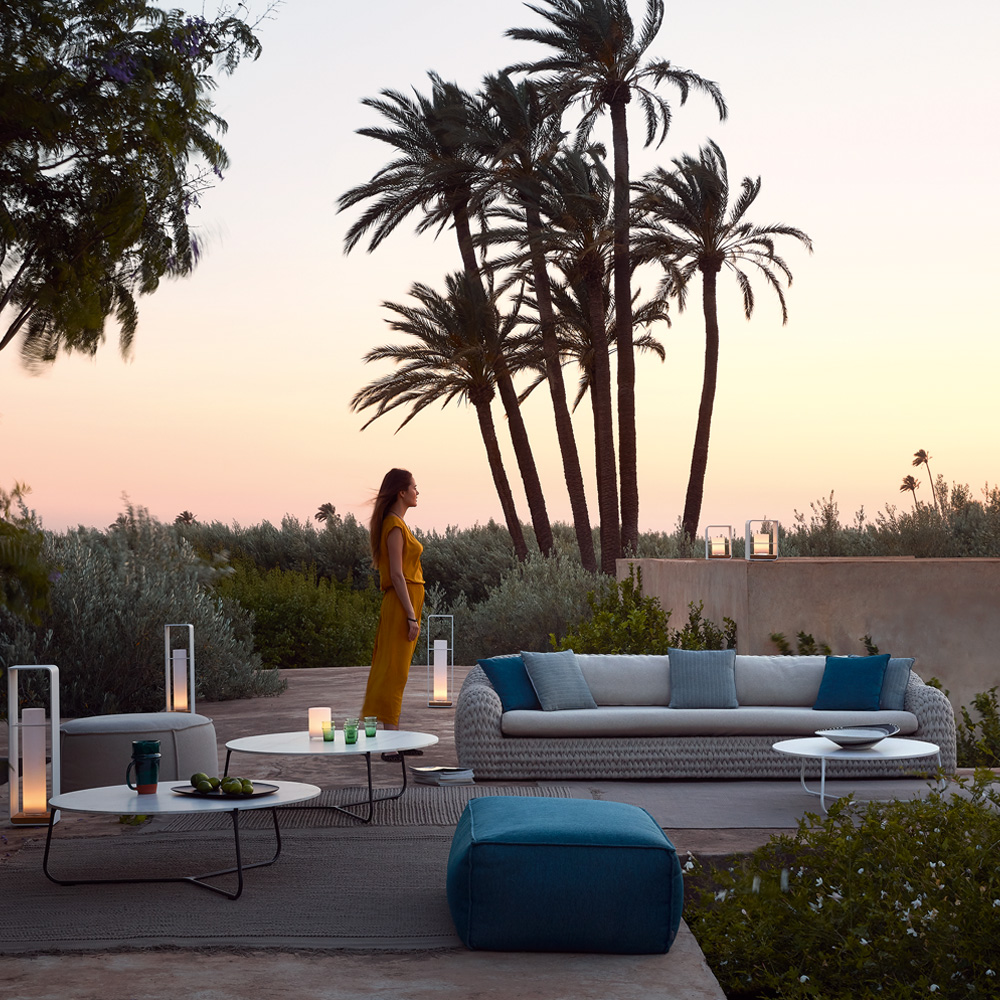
[126, 740, 161, 794]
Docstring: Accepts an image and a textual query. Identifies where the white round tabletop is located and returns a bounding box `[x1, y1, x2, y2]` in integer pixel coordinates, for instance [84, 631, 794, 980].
[49, 780, 322, 816]
[773, 736, 940, 762]
[226, 729, 439, 757]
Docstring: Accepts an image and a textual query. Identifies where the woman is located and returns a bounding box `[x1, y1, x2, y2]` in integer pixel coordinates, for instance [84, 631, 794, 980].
[361, 469, 424, 736]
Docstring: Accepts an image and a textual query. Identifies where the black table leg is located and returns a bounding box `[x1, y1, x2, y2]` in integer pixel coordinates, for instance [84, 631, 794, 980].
[42, 807, 283, 900]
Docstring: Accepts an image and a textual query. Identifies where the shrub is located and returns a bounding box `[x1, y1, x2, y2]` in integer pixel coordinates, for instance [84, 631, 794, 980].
[216, 561, 381, 669]
[686, 773, 1000, 999]
[553, 567, 736, 653]
[955, 687, 1000, 768]
[0, 505, 284, 717]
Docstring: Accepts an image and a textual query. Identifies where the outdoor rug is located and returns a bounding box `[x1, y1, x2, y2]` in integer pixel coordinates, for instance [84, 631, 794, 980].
[1, 827, 462, 954]
[160, 783, 580, 832]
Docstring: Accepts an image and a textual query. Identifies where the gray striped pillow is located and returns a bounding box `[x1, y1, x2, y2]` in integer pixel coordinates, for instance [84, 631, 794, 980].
[667, 648, 738, 709]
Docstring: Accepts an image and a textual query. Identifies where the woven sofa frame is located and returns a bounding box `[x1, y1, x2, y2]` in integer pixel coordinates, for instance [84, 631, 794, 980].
[454, 666, 957, 781]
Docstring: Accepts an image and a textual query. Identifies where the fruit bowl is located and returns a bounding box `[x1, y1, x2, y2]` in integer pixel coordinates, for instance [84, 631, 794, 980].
[171, 782, 279, 798]
[815, 724, 900, 749]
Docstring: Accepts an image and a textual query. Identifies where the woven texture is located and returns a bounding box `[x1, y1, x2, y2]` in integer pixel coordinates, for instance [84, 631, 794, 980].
[455, 665, 957, 780]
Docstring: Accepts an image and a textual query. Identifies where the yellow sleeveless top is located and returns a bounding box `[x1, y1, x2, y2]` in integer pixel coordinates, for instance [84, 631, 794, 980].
[377, 514, 424, 591]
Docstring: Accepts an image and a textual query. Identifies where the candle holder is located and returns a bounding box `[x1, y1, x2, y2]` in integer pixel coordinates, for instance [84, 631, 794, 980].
[426, 615, 454, 707]
[164, 624, 195, 712]
[704, 526, 733, 559]
[7, 664, 61, 826]
[308, 707, 332, 740]
[745, 520, 780, 561]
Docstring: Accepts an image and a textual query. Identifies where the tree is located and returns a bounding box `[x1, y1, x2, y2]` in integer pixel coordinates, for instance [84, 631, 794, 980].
[350, 273, 530, 561]
[633, 140, 812, 541]
[314, 503, 337, 524]
[174, 510, 197, 525]
[338, 74, 553, 556]
[0, 482, 51, 623]
[899, 475, 920, 509]
[0, 0, 264, 369]
[912, 450, 939, 512]
[507, 0, 726, 553]
[471, 72, 597, 572]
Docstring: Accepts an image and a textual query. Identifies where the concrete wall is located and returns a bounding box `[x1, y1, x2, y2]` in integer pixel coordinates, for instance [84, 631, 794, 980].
[620, 557, 1000, 713]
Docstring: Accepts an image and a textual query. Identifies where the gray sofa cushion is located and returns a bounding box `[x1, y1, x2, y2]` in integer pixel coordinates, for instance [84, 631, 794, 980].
[521, 650, 597, 711]
[668, 648, 738, 709]
[577, 654, 671, 706]
[500, 705, 920, 739]
[734, 655, 827, 706]
[880, 658, 914, 711]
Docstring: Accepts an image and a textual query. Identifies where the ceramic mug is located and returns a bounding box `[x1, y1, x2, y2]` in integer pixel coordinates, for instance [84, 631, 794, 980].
[126, 739, 161, 794]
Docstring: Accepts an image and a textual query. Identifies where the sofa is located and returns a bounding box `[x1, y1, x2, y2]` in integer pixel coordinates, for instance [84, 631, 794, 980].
[454, 651, 957, 780]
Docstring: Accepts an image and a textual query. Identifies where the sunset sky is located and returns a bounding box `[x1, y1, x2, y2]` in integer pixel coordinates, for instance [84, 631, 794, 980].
[3, 0, 997, 542]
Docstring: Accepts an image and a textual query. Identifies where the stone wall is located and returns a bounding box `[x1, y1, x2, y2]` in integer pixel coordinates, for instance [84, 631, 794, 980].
[620, 557, 1000, 713]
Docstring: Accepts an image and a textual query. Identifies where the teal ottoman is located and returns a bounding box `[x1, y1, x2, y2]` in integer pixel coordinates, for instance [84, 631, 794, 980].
[446, 796, 683, 953]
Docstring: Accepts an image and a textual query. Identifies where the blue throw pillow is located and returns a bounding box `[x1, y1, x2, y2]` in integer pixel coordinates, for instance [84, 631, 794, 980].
[667, 648, 738, 709]
[880, 657, 914, 711]
[477, 655, 541, 712]
[521, 649, 597, 711]
[813, 654, 890, 711]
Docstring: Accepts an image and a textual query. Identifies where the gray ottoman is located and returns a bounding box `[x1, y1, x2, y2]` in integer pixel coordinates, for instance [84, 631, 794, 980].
[60, 713, 219, 792]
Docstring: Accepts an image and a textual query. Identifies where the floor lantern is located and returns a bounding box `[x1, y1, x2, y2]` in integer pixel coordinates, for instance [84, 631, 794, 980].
[745, 520, 780, 560]
[427, 615, 454, 708]
[7, 664, 60, 826]
[705, 526, 733, 559]
[164, 624, 195, 713]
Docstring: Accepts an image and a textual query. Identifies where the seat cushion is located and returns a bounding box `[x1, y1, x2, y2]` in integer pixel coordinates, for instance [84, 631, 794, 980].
[446, 796, 683, 953]
[60, 712, 218, 792]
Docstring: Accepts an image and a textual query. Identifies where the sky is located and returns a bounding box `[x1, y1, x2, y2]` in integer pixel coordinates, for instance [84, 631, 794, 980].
[2, 0, 998, 542]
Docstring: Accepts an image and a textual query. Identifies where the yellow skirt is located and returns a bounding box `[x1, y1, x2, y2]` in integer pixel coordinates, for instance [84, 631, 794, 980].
[361, 583, 424, 726]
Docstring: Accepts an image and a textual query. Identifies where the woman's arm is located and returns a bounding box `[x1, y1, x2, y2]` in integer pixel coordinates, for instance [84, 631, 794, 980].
[386, 526, 420, 642]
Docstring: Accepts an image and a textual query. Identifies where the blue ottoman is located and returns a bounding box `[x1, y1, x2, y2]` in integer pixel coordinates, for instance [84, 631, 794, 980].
[446, 796, 683, 953]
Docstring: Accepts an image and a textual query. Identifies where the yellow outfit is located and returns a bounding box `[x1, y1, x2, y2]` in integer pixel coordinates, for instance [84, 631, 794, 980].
[361, 513, 424, 726]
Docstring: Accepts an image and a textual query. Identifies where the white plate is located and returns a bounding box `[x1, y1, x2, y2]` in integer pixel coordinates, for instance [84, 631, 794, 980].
[815, 725, 900, 749]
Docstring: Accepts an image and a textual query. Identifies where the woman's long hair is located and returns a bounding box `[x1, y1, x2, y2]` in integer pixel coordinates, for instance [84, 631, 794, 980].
[369, 468, 413, 567]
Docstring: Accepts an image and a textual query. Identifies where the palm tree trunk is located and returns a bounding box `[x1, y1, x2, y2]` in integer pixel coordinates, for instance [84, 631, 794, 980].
[923, 463, 938, 512]
[681, 268, 721, 540]
[610, 96, 638, 555]
[585, 264, 621, 574]
[452, 198, 554, 556]
[526, 205, 596, 572]
[474, 399, 529, 561]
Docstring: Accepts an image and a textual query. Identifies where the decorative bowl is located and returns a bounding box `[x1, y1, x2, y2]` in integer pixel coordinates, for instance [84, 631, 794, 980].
[815, 725, 900, 749]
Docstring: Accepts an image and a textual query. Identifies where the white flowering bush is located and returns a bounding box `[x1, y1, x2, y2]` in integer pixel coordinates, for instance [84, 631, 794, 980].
[686, 772, 1000, 998]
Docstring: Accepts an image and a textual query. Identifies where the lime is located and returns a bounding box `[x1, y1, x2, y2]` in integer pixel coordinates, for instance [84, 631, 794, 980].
[241, 780, 254, 795]
[190, 772, 209, 788]
[209, 776, 221, 789]
[196, 780, 213, 793]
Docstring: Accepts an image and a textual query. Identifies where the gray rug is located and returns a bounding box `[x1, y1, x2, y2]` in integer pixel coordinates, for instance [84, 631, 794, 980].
[1, 827, 460, 954]
[161, 784, 578, 832]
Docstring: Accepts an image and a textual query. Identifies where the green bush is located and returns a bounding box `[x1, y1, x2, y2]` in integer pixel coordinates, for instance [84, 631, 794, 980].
[553, 567, 736, 653]
[0, 505, 284, 717]
[956, 687, 1000, 768]
[686, 773, 1000, 999]
[216, 561, 382, 669]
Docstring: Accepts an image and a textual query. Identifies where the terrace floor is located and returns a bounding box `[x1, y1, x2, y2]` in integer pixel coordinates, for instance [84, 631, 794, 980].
[0, 665, 949, 999]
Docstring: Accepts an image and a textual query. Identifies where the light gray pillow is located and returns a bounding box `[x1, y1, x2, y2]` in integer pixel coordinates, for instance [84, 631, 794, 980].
[668, 648, 738, 709]
[521, 650, 597, 711]
[880, 657, 914, 711]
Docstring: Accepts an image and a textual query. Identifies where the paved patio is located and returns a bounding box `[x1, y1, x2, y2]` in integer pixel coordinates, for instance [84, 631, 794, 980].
[0, 665, 948, 999]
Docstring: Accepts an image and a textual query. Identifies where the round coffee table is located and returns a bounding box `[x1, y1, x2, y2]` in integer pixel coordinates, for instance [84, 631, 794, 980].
[224, 729, 440, 823]
[45, 780, 321, 899]
[773, 736, 941, 812]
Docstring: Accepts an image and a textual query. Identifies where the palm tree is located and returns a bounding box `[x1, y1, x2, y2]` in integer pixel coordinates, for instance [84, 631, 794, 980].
[350, 273, 529, 560]
[314, 503, 337, 524]
[471, 72, 596, 572]
[338, 73, 553, 556]
[507, 0, 727, 553]
[633, 140, 812, 541]
[912, 450, 939, 511]
[174, 511, 196, 525]
[899, 475, 920, 509]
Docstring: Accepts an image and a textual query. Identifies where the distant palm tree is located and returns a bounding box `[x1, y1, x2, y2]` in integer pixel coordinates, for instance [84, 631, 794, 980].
[314, 503, 337, 524]
[912, 450, 939, 511]
[507, 0, 727, 553]
[899, 475, 920, 509]
[633, 140, 812, 541]
[174, 511, 196, 525]
[350, 273, 530, 560]
[338, 74, 553, 556]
